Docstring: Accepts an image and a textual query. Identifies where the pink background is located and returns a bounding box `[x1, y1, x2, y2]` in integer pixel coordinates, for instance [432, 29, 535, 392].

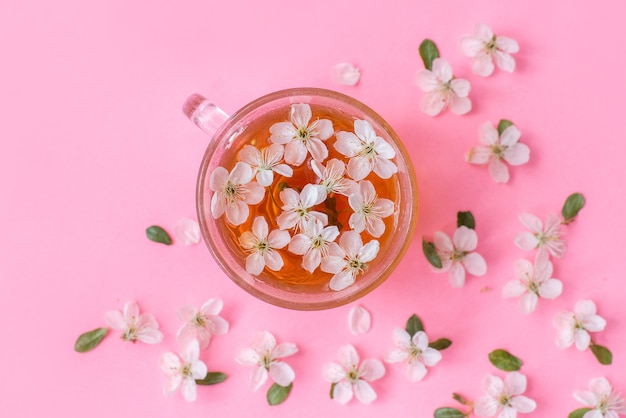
[2, 0, 625, 416]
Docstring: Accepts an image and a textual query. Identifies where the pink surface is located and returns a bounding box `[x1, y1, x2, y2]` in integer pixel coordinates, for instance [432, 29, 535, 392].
[2, 0, 626, 416]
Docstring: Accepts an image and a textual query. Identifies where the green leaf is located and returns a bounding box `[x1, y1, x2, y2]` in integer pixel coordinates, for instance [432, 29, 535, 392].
[146, 225, 172, 245]
[452, 393, 469, 405]
[456, 211, 475, 229]
[267, 382, 293, 406]
[488, 349, 523, 371]
[561, 192, 586, 223]
[74, 327, 108, 353]
[434, 407, 466, 418]
[497, 119, 514, 135]
[195, 372, 228, 385]
[405, 314, 424, 337]
[590, 343, 612, 365]
[419, 39, 440, 71]
[422, 239, 442, 268]
[429, 338, 452, 351]
[568, 408, 592, 418]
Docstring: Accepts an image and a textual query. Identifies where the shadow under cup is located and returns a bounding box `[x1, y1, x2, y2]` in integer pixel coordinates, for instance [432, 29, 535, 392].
[189, 88, 418, 310]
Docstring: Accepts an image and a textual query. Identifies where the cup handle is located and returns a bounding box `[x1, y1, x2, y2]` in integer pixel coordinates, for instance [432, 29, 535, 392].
[183, 94, 229, 137]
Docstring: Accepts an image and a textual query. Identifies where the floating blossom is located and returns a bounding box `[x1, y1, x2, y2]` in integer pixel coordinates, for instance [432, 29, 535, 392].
[348, 305, 372, 335]
[502, 256, 563, 314]
[104, 300, 163, 344]
[514, 213, 566, 259]
[332, 62, 361, 86]
[384, 328, 442, 382]
[348, 180, 394, 238]
[269, 103, 333, 166]
[335, 119, 398, 180]
[209, 162, 265, 226]
[415, 58, 472, 116]
[276, 184, 327, 231]
[461, 23, 520, 77]
[554, 300, 607, 351]
[466, 122, 530, 183]
[573, 377, 626, 418]
[174, 218, 201, 245]
[311, 158, 357, 197]
[176, 298, 229, 349]
[235, 331, 298, 391]
[160, 340, 208, 402]
[474, 372, 537, 417]
[288, 218, 340, 273]
[239, 144, 293, 187]
[321, 230, 380, 291]
[433, 226, 487, 288]
[322, 344, 385, 405]
[239, 216, 290, 275]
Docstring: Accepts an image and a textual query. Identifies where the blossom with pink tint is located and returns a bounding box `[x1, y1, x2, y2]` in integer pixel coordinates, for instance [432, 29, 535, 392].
[384, 328, 442, 382]
[502, 256, 562, 314]
[321, 230, 380, 291]
[160, 340, 207, 402]
[209, 162, 265, 226]
[461, 23, 519, 77]
[433, 226, 487, 288]
[514, 213, 566, 259]
[276, 184, 328, 232]
[474, 372, 537, 417]
[415, 58, 471, 116]
[239, 216, 290, 275]
[348, 180, 394, 238]
[176, 298, 229, 349]
[239, 143, 293, 187]
[288, 218, 340, 274]
[104, 300, 163, 344]
[554, 300, 607, 351]
[573, 377, 626, 418]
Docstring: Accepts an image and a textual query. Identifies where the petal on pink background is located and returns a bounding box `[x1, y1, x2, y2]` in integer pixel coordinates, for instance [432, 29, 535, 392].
[348, 305, 371, 335]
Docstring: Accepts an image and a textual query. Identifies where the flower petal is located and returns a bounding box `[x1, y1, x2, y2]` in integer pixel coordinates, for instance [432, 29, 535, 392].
[453, 226, 478, 251]
[514, 232, 539, 251]
[263, 250, 284, 271]
[225, 200, 249, 226]
[415, 69, 438, 92]
[421, 347, 442, 367]
[463, 252, 487, 276]
[250, 365, 269, 391]
[589, 377, 613, 397]
[460, 36, 483, 57]
[538, 279, 563, 299]
[269, 361, 295, 387]
[510, 396, 537, 413]
[332, 62, 361, 86]
[384, 348, 408, 363]
[269, 121, 297, 145]
[273, 342, 298, 358]
[337, 344, 360, 368]
[174, 218, 201, 245]
[358, 240, 380, 263]
[332, 381, 354, 405]
[321, 255, 345, 274]
[494, 50, 516, 73]
[372, 157, 398, 179]
[284, 141, 308, 166]
[290, 103, 312, 128]
[104, 310, 126, 329]
[353, 380, 377, 404]
[273, 163, 293, 178]
[322, 362, 346, 383]
[433, 231, 453, 253]
[405, 361, 427, 382]
[347, 156, 372, 181]
[246, 252, 265, 275]
[474, 396, 499, 417]
[520, 292, 538, 314]
[420, 91, 446, 116]
[256, 169, 274, 187]
[574, 329, 591, 351]
[307, 137, 329, 162]
[467, 145, 492, 165]
[502, 279, 527, 298]
[181, 378, 197, 402]
[504, 143, 530, 166]
[472, 53, 495, 77]
[488, 158, 510, 183]
[330, 270, 356, 291]
[209, 166, 229, 191]
[450, 78, 471, 98]
[432, 58, 453, 82]
[334, 131, 360, 158]
[582, 315, 607, 332]
[268, 229, 290, 250]
[314, 119, 334, 140]
[448, 263, 466, 288]
[348, 305, 372, 335]
[229, 162, 254, 185]
[496, 36, 519, 53]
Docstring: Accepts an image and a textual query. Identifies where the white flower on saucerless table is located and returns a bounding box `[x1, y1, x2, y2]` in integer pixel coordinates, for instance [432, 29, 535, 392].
[176, 298, 229, 349]
[104, 300, 163, 344]
[433, 226, 487, 288]
[474, 372, 537, 417]
[461, 23, 519, 77]
[415, 58, 472, 116]
[573, 377, 626, 418]
[384, 328, 442, 382]
[160, 340, 208, 402]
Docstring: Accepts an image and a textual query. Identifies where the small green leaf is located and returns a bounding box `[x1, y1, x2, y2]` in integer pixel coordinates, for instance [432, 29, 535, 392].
[195, 372, 228, 385]
[456, 211, 475, 229]
[561, 192, 586, 223]
[406, 314, 424, 337]
[422, 239, 442, 268]
[330, 382, 337, 399]
[568, 408, 592, 418]
[497, 119, 514, 135]
[429, 338, 452, 351]
[277, 182, 290, 192]
[419, 39, 440, 71]
[74, 327, 108, 353]
[267, 382, 293, 406]
[590, 343, 612, 365]
[488, 349, 523, 371]
[452, 393, 469, 405]
[146, 225, 172, 245]
[434, 407, 466, 418]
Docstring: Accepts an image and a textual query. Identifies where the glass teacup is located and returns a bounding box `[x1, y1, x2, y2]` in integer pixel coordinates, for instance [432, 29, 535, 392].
[184, 88, 418, 310]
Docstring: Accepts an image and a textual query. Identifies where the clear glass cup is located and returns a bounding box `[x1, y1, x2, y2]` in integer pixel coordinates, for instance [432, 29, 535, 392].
[183, 87, 418, 310]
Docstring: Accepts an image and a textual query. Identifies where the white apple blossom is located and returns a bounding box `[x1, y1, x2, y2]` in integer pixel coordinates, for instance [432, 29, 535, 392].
[239, 143, 293, 187]
[176, 298, 229, 349]
[322, 344, 385, 405]
[348, 180, 394, 238]
[474, 372, 537, 417]
[269, 103, 333, 166]
[573, 377, 626, 418]
[209, 162, 265, 226]
[321, 230, 380, 291]
[384, 328, 442, 382]
[104, 300, 163, 344]
[174, 218, 201, 245]
[466, 122, 530, 183]
[310, 158, 357, 197]
[554, 300, 607, 351]
[415, 58, 472, 116]
[461, 23, 519, 77]
[332, 62, 361, 86]
[288, 218, 340, 273]
[502, 256, 563, 314]
[238, 216, 290, 275]
[276, 184, 327, 232]
[236, 330, 298, 391]
[348, 305, 371, 335]
[160, 340, 208, 402]
[514, 213, 566, 259]
[334, 119, 398, 181]
[433, 226, 487, 288]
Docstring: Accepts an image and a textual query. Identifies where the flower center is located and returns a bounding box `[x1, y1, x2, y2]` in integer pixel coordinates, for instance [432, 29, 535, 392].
[347, 367, 360, 383]
[255, 239, 270, 253]
[408, 344, 422, 360]
[527, 280, 540, 295]
[450, 249, 466, 262]
[498, 394, 512, 407]
[297, 127, 310, 142]
[359, 143, 376, 158]
[261, 352, 273, 368]
[223, 181, 245, 204]
[311, 236, 324, 249]
[348, 258, 365, 274]
[122, 326, 138, 343]
[361, 202, 373, 216]
[491, 144, 506, 158]
[194, 314, 206, 327]
[485, 36, 497, 53]
[181, 363, 192, 378]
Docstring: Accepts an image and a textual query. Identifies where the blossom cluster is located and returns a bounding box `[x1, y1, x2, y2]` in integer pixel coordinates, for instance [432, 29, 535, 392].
[209, 103, 399, 291]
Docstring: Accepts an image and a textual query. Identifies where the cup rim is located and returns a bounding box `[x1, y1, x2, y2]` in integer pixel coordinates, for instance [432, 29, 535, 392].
[196, 87, 419, 310]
